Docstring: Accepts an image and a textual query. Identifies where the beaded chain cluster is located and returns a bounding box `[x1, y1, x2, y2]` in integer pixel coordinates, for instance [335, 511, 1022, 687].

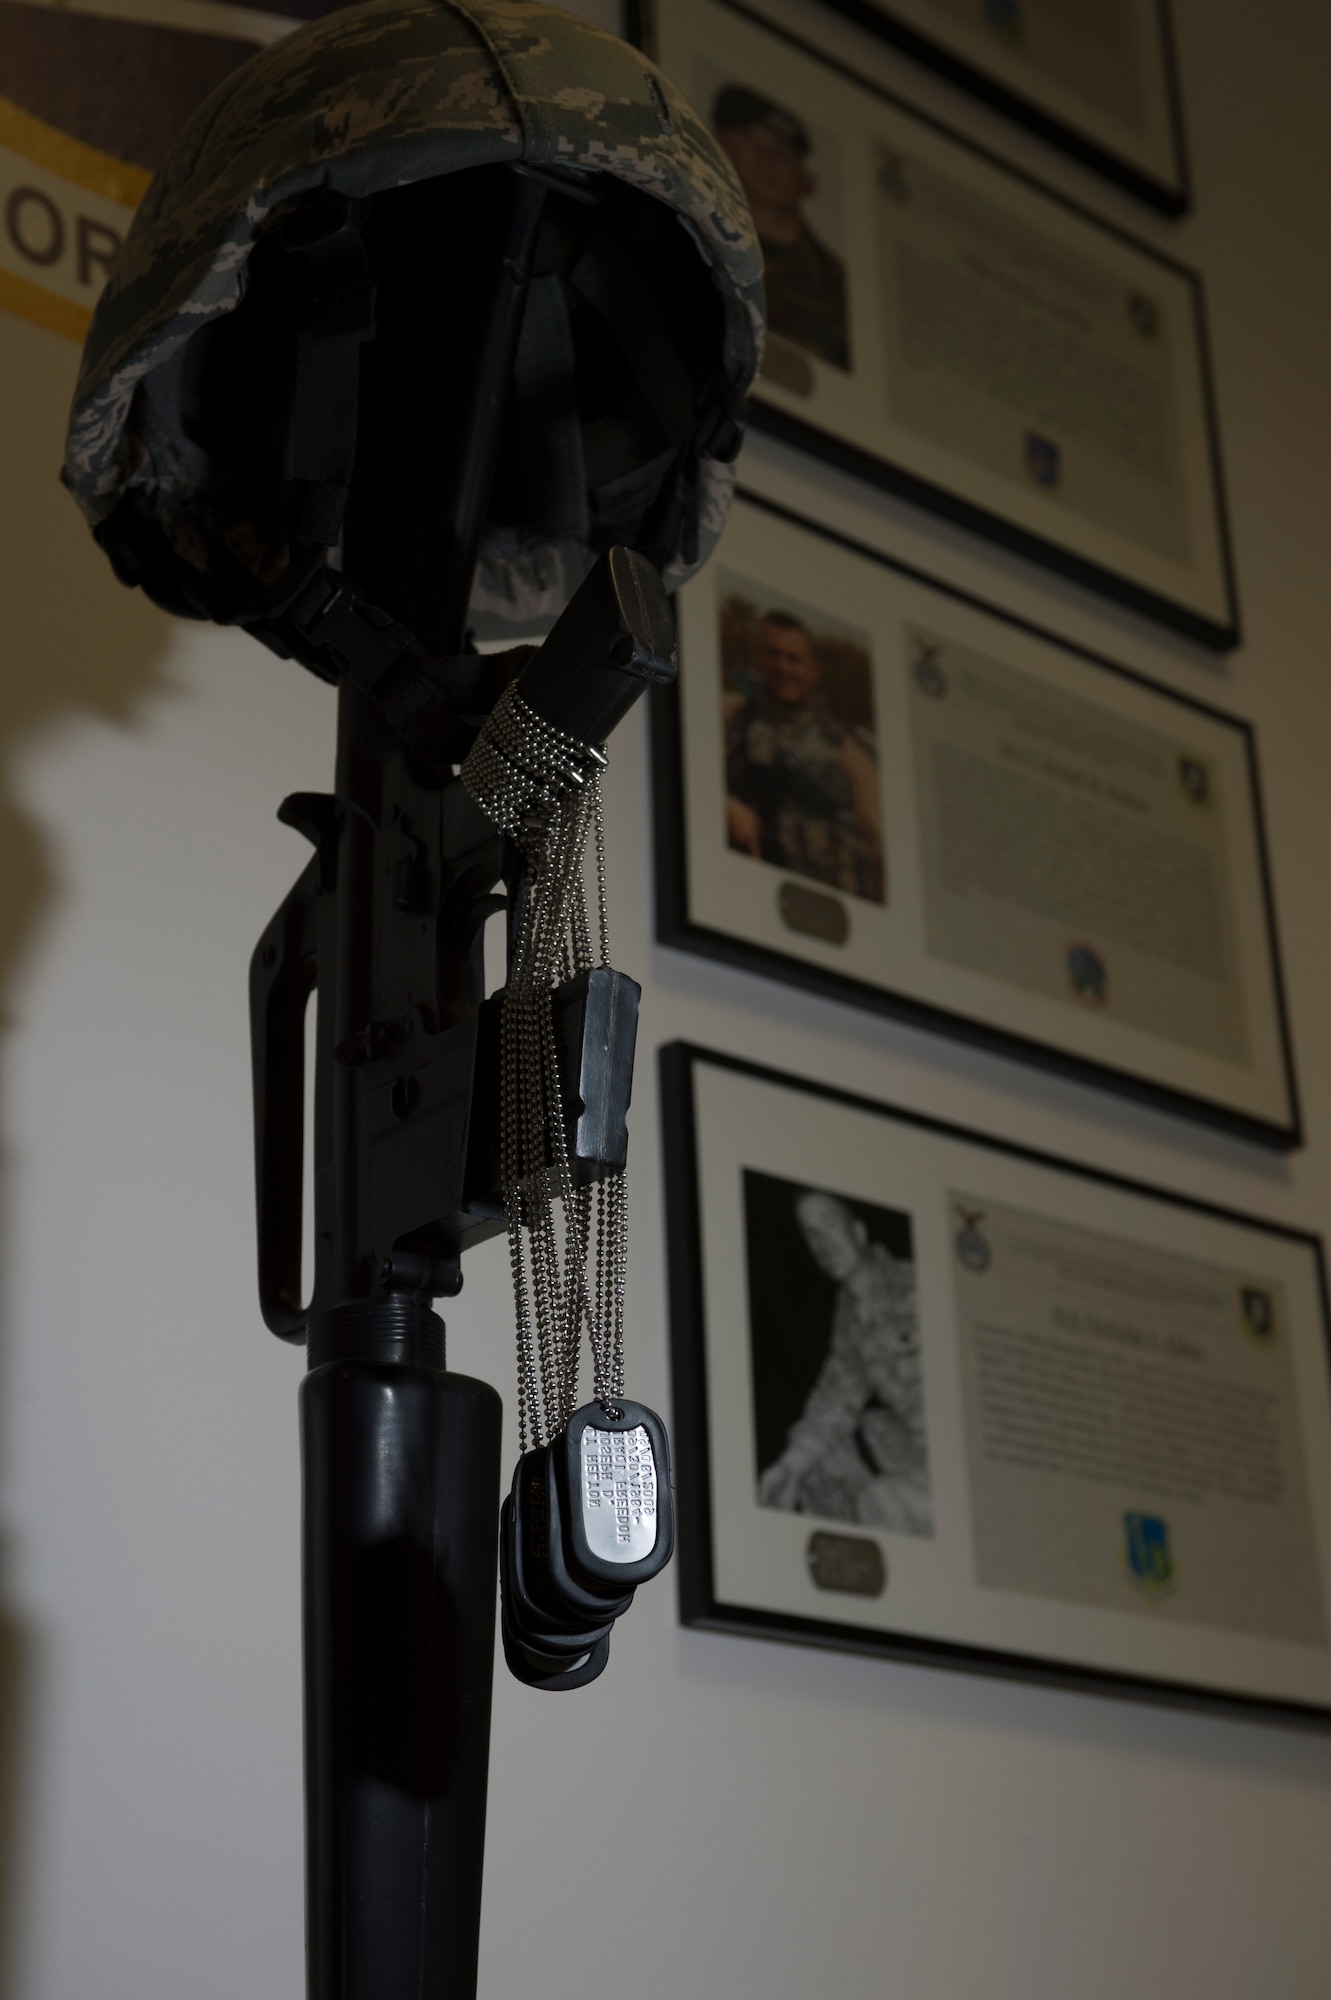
[461, 682, 627, 1451]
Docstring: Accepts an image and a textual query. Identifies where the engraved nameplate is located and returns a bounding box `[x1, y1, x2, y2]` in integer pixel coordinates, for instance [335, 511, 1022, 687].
[806, 1531, 887, 1597]
[778, 880, 850, 945]
[580, 1423, 658, 1563]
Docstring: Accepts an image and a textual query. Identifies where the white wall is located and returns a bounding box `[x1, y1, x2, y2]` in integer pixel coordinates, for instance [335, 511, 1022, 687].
[2, 1, 1330, 1994]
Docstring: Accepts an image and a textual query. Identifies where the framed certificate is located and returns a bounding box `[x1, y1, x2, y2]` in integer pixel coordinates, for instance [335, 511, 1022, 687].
[636, 0, 1238, 650]
[655, 494, 1298, 1148]
[661, 1042, 1331, 1724]
[810, 0, 1190, 215]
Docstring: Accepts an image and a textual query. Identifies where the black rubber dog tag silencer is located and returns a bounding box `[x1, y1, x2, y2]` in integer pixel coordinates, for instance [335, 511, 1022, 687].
[557, 1400, 675, 1591]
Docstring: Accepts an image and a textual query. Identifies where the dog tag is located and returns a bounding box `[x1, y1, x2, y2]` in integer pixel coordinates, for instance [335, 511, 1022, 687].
[505, 1589, 612, 1661]
[542, 1450, 636, 1621]
[508, 1451, 634, 1627]
[510, 1450, 585, 1629]
[500, 1597, 610, 1691]
[501, 1497, 614, 1658]
[555, 1400, 674, 1592]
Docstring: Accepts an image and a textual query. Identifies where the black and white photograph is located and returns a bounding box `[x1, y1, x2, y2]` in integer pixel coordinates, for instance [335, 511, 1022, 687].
[656, 495, 1299, 1146]
[662, 1045, 1331, 1723]
[641, 0, 1236, 649]
[817, 0, 1190, 212]
[744, 1170, 931, 1534]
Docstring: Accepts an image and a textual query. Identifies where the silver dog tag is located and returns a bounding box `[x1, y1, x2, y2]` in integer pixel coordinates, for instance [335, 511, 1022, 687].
[557, 1401, 675, 1591]
[580, 1422, 658, 1564]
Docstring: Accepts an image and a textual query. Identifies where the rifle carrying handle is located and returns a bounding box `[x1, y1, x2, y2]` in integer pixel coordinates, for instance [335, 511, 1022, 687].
[250, 851, 321, 1341]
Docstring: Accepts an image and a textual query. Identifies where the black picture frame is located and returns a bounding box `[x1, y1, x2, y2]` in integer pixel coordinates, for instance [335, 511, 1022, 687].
[635, 0, 1239, 652]
[661, 1041, 1331, 1727]
[654, 491, 1299, 1149]
[814, 0, 1191, 216]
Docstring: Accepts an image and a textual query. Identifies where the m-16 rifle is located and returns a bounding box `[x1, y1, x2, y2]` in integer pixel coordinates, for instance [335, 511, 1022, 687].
[250, 542, 676, 1998]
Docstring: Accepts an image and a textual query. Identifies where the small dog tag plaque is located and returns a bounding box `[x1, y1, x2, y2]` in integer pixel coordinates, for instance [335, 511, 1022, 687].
[806, 1531, 887, 1598]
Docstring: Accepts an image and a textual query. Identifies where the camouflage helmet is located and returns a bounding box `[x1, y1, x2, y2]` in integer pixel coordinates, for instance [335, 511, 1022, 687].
[61, 0, 764, 680]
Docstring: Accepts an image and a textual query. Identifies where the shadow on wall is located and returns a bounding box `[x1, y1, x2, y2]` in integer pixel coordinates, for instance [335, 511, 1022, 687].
[0, 315, 174, 1996]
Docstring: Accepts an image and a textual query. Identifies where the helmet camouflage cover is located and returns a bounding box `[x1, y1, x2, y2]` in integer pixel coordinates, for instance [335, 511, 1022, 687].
[61, 0, 764, 635]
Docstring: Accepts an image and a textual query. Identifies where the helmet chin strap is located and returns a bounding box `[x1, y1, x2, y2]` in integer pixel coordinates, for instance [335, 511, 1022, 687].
[248, 551, 533, 769]
[278, 194, 377, 558]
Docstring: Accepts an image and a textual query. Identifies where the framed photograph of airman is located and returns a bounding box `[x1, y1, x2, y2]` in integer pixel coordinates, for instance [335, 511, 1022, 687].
[652, 494, 1299, 1148]
[635, 0, 1237, 649]
[661, 1043, 1331, 1724]
[813, 0, 1190, 215]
